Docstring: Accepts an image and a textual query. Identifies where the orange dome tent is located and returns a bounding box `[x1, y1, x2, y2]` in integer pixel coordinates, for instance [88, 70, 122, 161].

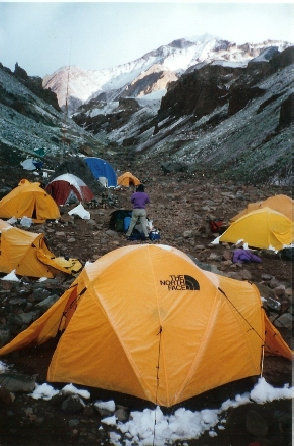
[0, 244, 291, 407]
[117, 171, 141, 187]
[231, 194, 293, 222]
[0, 219, 81, 278]
[0, 179, 60, 223]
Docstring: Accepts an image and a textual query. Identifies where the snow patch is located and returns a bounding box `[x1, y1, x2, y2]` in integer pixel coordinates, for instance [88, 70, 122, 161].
[1, 270, 20, 281]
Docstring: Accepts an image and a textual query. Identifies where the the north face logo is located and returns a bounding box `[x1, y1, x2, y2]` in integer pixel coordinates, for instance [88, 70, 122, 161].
[160, 275, 200, 291]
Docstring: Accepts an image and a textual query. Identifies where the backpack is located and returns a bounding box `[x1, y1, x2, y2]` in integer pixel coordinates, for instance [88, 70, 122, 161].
[109, 210, 132, 232]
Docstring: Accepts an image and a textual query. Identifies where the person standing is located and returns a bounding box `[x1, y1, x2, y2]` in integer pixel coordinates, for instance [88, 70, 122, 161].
[126, 184, 150, 239]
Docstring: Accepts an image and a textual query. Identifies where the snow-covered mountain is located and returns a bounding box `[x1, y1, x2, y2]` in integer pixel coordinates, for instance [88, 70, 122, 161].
[42, 35, 291, 113]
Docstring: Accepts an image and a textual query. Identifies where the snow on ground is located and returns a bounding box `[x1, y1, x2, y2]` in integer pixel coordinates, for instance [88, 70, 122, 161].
[0, 361, 9, 372]
[0, 270, 20, 282]
[28, 377, 294, 445]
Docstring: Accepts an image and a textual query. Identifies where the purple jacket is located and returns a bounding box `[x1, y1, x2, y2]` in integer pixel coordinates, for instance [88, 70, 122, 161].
[232, 249, 262, 264]
[131, 191, 150, 209]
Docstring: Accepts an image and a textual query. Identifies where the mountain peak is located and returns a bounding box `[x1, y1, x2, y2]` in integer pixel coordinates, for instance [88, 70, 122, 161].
[43, 36, 292, 112]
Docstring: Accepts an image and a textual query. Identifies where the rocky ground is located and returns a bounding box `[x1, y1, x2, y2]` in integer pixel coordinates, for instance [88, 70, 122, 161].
[0, 164, 292, 446]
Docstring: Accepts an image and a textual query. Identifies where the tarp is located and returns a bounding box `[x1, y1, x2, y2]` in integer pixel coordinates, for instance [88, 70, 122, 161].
[117, 172, 141, 187]
[45, 174, 94, 206]
[0, 220, 82, 278]
[0, 179, 60, 223]
[215, 207, 293, 251]
[231, 194, 293, 222]
[0, 244, 291, 407]
[84, 157, 117, 187]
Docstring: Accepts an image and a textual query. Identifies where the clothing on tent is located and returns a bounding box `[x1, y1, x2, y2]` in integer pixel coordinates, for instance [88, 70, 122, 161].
[0, 244, 291, 407]
[0, 179, 60, 223]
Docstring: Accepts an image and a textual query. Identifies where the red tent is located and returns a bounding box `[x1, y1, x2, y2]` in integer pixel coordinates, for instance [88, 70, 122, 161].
[45, 173, 94, 205]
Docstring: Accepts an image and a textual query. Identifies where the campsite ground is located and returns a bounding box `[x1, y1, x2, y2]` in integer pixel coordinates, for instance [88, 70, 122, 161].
[0, 164, 292, 446]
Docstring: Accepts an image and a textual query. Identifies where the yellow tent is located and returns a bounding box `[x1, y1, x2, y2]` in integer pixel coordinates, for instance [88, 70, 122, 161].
[216, 207, 293, 251]
[117, 172, 141, 187]
[0, 244, 291, 407]
[231, 194, 293, 222]
[0, 220, 81, 278]
[0, 179, 60, 223]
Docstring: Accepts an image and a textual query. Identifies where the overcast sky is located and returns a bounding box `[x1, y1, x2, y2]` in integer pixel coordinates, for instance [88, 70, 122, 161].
[0, 1, 293, 77]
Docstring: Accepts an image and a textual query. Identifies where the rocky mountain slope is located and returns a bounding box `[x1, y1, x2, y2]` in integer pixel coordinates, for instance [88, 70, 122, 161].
[73, 45, 294, 186]
[0, 63, 108, 171]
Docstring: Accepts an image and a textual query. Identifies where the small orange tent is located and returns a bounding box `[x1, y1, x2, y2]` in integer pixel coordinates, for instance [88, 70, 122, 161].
[117, 172, 141, 187]
[0, 179, 60, 223]
[231, 194, 293, 222]
[0, 220, 81, 278]
[0, 244, 291, 407]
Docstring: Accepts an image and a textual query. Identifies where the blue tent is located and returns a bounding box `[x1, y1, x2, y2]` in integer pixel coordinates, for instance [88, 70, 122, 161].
[84, 158, 117, 187]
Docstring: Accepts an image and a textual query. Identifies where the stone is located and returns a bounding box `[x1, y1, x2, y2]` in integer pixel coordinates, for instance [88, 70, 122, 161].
[36, 294, 60, 310]
[0, 373, 37, 392]
[274, 313, 293, 329]
[68, 419, 80, 427]
[284, 287, 292, 296]
[246, 409, 268, 437]
[61, 394, 85, 414]
[222, 251, 232, 260]
[105, 229, 120, 238]
[240, 269, 252, 280]
[0, 329, 11, 348]
[261, 274, 272, 281]
[15, 311, 37, 325]
[269, 277, 279, 288]
[114, 405, 129, 422]
[273, 284, 286, 297]
[194, 244, 206, 250]
[0, 387, 15, 404]
[208, 253, 221, 261]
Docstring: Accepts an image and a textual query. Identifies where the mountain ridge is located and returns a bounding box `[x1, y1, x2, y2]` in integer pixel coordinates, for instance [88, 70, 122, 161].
[42, 36, 291, 113]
